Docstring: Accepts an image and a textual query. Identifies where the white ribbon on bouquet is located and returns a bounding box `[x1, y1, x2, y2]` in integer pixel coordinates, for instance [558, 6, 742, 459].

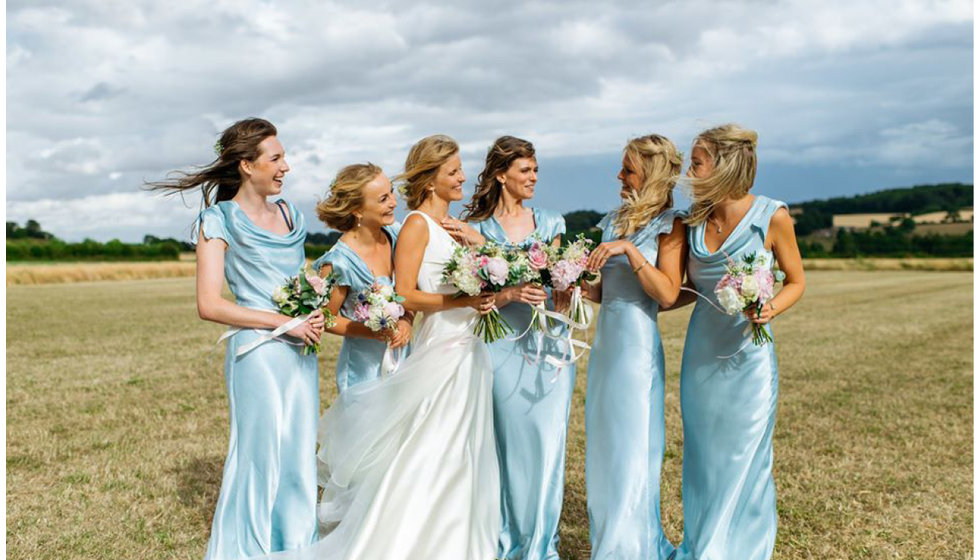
[216, 309, 312, 357]
[507, 286, 594, 379]
[380, 345, 403, 378]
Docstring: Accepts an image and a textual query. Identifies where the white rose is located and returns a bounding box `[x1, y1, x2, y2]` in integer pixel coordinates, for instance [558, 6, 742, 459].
[272, 286, 290, 304]
[716, 286, 743, 315]
[740, 275, 759, 302]
[378, 284, 394, 299]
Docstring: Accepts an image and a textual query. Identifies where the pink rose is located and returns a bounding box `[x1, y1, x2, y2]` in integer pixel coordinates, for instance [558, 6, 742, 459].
[307, 273, 328, 296]
[486, 257, 509, 286]
[384, 302, 405, 321]
[527, 244, 549, 270]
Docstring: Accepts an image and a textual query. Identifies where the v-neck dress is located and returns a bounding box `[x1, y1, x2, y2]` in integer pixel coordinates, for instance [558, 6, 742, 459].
[194, 199, 319, 559]
[312, 223, 402, 394]
[675, 195, 787, 560]
[471, 207, 575, 560]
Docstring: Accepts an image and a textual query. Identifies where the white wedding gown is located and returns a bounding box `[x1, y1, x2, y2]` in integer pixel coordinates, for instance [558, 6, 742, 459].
[259, 210, 500, 560]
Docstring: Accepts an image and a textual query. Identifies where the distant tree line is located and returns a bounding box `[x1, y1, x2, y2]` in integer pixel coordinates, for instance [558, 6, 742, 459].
[791, 182, 972, 236]
[800, 219, 972, 258]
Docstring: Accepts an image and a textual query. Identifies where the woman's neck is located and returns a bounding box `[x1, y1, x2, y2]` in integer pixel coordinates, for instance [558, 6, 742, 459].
[712, 194, 754, 223]
[417, 196, 450, 220]
[233, 185, 270, 213]
[344, 224, 387, 247]
[495, 191, 527, 218]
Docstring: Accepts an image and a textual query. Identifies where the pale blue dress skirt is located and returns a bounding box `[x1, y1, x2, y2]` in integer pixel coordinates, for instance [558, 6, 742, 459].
[472, 208, 575, 560]
[675, 196, 787, 560]
[194, 200, 318, 560]
[584, 209, 682, 560]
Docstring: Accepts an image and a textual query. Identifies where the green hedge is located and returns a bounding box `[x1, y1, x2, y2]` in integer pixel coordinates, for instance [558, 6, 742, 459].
[6, 239, 181, 261]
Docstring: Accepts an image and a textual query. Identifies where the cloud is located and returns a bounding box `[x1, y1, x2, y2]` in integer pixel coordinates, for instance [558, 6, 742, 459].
[6, 0, 973, 241]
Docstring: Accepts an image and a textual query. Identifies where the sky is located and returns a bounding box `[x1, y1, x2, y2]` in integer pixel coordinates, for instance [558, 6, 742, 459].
[6, 0, 973, 242]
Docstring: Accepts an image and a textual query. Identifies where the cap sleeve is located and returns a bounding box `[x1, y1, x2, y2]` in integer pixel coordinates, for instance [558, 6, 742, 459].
[750, 196, 789, 242]
[537, 208, 566, 241]
[384, 221, 403, 245]
[312, 249, 353, 287]
[633, 209, 684, 261]
[191, 205, 229, 245]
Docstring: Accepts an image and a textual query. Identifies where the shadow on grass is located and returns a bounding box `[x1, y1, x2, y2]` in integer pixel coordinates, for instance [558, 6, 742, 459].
[174, 455, 223, 530]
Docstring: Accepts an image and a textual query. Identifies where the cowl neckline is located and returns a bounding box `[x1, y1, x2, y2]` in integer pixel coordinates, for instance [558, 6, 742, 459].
[690, 196, 772, 263]
[223, 199, 306, 246]
[331, 226, 397, 285]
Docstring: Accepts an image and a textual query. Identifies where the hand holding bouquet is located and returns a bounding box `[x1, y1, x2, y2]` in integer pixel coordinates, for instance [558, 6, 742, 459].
[352, 282, 407, 339]
[527, 234, 597, 326]
[272, 266, 337, 355]
[714, 252, 785, 346]
[443, 242, 540, 343]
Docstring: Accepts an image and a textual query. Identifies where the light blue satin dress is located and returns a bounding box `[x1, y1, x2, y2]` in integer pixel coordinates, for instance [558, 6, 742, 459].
[471, 208, 575, 560]
[194, 200, 318, 560]
[584, 209, 681, 560]
[675, 195, 787, 560]
[312, 224, 403, 394]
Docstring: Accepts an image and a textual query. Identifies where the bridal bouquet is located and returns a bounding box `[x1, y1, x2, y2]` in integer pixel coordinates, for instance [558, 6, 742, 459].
[272, 266, 337, 355]
[526, 234, 597, 327]
[714, 252, 785, 346]
[352, 282, 406, 334]
[443, 242, 540, 343]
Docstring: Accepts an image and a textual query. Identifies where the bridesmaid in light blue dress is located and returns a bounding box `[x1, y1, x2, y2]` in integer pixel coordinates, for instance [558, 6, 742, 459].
[455, 136, 574, 560]
[312, 163, 412, 394]
[151, 118, 327, 559]
[581, 135, 687, 560]
[675, 124, 805, 560]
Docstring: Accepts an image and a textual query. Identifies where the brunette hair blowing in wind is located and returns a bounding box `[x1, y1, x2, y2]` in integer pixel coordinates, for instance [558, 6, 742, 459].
[613, 134, 682, 237]
[685, 123, 759, 226]
[394, 134, 460, 210]
[146, 118, 278, 206]
[461, 135, 536, 223]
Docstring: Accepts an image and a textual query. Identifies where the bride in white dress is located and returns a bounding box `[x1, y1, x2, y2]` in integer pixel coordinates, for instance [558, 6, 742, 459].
[261, 135, 500, 560]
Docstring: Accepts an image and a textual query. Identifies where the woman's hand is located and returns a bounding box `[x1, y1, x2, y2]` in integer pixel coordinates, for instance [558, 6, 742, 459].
[586, 240, 634, 271]
[388, 317, 413, 348]
[287, 309, 324, 346]
[464, 292, 496, 315]
[441, 217, 485, 246]
[553, 287, 572, 311]
[745, 302, 776, 324]
[496, 284, 548, 308]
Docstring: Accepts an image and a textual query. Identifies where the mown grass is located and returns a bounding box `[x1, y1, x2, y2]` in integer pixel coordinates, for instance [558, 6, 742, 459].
[6, 257, 973, 286]
[6, 271, 973, 559]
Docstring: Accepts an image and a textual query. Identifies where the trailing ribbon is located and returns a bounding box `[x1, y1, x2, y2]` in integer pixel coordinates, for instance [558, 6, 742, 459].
[506, 286, 594, 381]
[380, 345, 403, 378]
[679, 286, 763, 359]
[216, 310, 312, 357]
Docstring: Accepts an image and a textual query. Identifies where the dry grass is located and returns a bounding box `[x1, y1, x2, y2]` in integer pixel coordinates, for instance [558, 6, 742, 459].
[803, 258, 973, 272]
[6, 261, 196, 285]
[6, 271, 973, 559]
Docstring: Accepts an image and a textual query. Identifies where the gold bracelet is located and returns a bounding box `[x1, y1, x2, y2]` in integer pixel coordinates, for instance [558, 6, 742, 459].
[633, 260, 649, 274]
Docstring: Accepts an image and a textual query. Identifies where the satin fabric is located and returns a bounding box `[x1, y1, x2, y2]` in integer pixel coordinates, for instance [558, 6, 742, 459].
[254, 210, 500, 560]
[194, 200, 318, 560]
[675, 196, 786, 560]
[584, 209, 682, 560]
[471, 208, 575, 560]
[311, 223, 404, 394]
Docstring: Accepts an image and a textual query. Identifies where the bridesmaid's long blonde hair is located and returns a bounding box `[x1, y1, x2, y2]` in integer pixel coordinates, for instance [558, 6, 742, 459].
[685, 124, 758, 226]
[612, 134, 682, 237]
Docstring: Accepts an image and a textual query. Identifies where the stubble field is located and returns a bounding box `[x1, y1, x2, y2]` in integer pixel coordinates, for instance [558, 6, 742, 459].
[6, 270, 973, 559]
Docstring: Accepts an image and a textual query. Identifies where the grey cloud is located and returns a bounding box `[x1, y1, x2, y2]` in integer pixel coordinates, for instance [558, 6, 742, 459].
[6, 0, 972, 241]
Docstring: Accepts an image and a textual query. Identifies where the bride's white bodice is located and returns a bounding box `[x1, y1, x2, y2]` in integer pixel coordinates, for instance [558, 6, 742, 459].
[407, 210, 478, 345]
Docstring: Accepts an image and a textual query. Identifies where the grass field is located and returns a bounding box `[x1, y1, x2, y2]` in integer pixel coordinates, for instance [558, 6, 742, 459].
[6, 271, 973, 559]
[6, 257, 973, 285]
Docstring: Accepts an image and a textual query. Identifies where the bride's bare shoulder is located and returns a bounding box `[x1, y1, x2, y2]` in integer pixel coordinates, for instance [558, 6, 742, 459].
[397, 213, 429, 247]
